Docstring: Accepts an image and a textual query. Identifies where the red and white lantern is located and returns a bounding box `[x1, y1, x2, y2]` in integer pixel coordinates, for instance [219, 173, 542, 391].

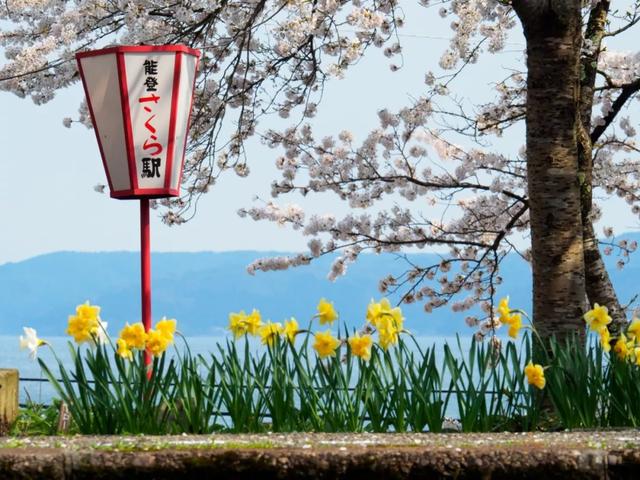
[76, 45, 200, 199]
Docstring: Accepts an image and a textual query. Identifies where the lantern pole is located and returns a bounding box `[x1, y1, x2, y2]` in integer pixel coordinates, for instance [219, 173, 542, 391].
[140, 198, 152, 368]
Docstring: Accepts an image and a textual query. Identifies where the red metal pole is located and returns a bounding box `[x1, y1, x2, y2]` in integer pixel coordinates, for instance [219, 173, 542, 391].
[140, 198, 152, 369]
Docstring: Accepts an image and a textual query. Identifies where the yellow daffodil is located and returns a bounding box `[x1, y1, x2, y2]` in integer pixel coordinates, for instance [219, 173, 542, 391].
[366, 299, 383, 327]
[119, 322, 147, 350]
[76, 301, 100, 321]
[245, 309, 262, 335]
[507, 313, 522, 339]
[497, 296, 510, 321]
[390, 307, 404, 329]
[627, 318, 640, 341]
[348, 334, 373, 361]
[156, 317, 176, 341]
[66, 314, 97, 343]
[378, 329, 399, 350]
[313, 330, 340, 358]
[635, 348, 640, 366]
[283, 318, 299, 343]
[501, 315, 514, 326]
[146, 328, 170, 357]
[524, 362, 546, 389]
[66, 301, 102, 343]
[599, 327, 611, 353]
[116, 338, 133, 361]
[259, 322, 284, 347]
[613, 332, 630, 360]
[228, 311, 249, 339]
[378, 316, 400, 350]
[316, 298, 338, 325]
[583, 303, 612, 332]
[367, 298, 404, 331]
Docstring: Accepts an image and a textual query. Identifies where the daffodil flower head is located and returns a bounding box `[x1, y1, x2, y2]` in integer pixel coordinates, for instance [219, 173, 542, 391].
[367, 298, 404, 331]
[76, 301, 100, 321]
[245, 309, 262, 335]
[283, 317, 299, 343]
[627, 318, 640, 341]
[116, 338, 133, 361]
[507, 313, 522, 339]
[146, 328, 170, 357]
[501, 310, 520, 327]
[156, 317, 177, 342]
[119, 322, 147, 350]
[497, 296, 510, 321]
[348, 333, 373, 361]
[66, 301, 102, 344]
[388, 305, 404, 330]
[599, 326, 612, 353]
[583, 303, 612, 332]
[378, 330, 398, 350]
[66, 314, 97, 343]
[259, 321, 284, 347]
[19, 327, 46, 360]
[313, 330, 340, 358]
[366, 299, 383, 327]
[613, 332, 630, 360]
[316, 298, 338, 325]
[377, 316, 400, 350]
[524, 361, 545, 389]
[228, 310, 249, 339]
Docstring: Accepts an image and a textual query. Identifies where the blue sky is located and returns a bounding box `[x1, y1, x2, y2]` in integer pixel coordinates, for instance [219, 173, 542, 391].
[1, 4, 638, 266]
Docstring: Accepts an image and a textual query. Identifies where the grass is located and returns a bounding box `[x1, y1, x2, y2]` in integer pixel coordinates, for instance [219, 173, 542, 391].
[9, 400, 69, 436]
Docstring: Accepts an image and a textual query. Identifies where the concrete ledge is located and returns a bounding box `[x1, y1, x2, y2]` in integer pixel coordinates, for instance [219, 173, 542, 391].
[1, 431, 640, 479]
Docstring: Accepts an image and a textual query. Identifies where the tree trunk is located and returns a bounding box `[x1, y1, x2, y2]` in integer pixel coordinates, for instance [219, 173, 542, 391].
[578, 0, 627, 334]
[514, 1, 587, 341]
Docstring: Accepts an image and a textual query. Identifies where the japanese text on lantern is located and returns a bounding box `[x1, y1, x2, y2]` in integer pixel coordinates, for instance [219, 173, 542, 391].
[139, 59, 162, 179]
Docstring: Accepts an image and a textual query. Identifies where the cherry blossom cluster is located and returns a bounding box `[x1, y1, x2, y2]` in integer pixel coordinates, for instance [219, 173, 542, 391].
[246, 93, 529, 328]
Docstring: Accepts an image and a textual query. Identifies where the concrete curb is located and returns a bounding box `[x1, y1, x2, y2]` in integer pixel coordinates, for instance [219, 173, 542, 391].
[2, 431, 640, 479]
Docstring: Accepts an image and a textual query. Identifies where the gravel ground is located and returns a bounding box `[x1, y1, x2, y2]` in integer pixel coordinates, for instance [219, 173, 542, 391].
[1, 431, 640, 479]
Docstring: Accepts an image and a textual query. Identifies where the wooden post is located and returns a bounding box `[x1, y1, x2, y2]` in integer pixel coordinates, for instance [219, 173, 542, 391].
[57, 401, 71, 434]
[0, 369, 19, 432]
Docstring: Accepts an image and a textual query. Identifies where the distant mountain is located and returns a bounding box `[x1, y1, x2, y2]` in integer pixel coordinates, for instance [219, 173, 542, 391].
[2, 234, 640, 336]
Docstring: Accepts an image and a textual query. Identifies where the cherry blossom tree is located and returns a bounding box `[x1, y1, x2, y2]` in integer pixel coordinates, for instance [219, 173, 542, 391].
[2, 0, 639, 340]
[243, 0, 640, 340]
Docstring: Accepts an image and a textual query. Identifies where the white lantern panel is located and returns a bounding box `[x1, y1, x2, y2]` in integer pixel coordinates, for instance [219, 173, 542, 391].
[124, 52, 176, 190]
[79, 54, 131, 191]
[170, 53, 198, 191]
